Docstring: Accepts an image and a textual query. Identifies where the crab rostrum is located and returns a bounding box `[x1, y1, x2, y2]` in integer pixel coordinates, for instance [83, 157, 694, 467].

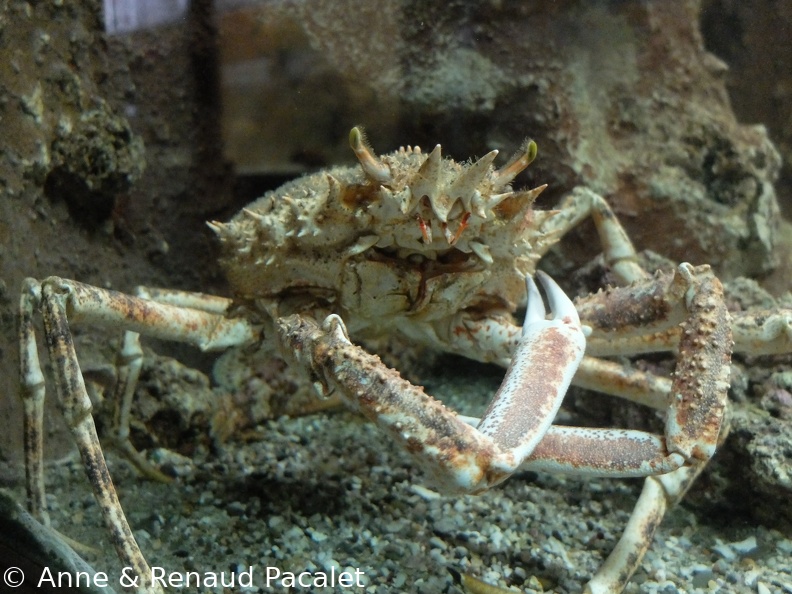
[18, 128, 792, 593]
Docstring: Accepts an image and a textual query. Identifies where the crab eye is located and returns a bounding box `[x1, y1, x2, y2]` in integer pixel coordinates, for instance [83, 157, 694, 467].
[349, 127, 392, 185]
[492, 139, 537, 189]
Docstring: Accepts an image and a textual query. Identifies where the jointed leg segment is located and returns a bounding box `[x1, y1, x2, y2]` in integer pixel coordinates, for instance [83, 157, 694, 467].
[110, 288, 239, 481]
[279, 273, 587, 494]
[20, 279, 154, 590]
[17, 277, 258, 593]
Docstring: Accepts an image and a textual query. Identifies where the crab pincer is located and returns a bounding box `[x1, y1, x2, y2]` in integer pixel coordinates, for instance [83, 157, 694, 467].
[276, 273, 586, 495]
[476, 272, 587, 469]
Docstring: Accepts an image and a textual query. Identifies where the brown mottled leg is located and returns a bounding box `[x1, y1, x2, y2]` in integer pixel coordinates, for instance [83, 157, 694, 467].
[103, 285, 262, 479]
[583, 409, 730, 594]
[19, 279, 48, 525]
[19, 277, 259, 593]
[108, 330, 176, 482]
[35, 280, 158, 592]
[574, 264, 732, 592]
[541, 187, 649, 283]
[109, 286, 237, 481]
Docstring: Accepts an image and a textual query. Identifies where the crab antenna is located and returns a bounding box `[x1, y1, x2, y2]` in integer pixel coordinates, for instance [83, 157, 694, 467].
[492, 139, 538, 189]
[349, 127, 393, 185]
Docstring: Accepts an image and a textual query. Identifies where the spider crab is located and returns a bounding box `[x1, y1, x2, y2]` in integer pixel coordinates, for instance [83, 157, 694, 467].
[18, 128, 792, 593]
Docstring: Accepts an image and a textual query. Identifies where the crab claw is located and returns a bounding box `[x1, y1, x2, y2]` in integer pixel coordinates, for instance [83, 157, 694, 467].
[523, 273, 546, 332]
[477, 272, 586, 466]
[536, 270, 582, 327]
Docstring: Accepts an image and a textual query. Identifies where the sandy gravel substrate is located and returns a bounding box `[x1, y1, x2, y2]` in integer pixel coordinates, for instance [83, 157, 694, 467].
[7, 359, 792, 594]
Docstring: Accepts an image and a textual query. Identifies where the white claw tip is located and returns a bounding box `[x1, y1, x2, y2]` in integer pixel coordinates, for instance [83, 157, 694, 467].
[523, 275, 547, 333]
[535, 271, 580, 325]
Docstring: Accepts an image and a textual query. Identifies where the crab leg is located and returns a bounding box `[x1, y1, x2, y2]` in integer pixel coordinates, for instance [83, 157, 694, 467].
[573, 357, 670, 409]
[20, 280, 160, 593]
[575, 264, 732, 458]
[539, 186, 649, 283]
[111, 287, 236, 481]
[731, 309, 792, 354]
[532, 264, 731, 592]
[18, 277, 259, 594]
[19, 280, 49, 524]
[277, 273, 585, 493]
[582, 461, 708, 594]
[281, 264, 731, 594]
